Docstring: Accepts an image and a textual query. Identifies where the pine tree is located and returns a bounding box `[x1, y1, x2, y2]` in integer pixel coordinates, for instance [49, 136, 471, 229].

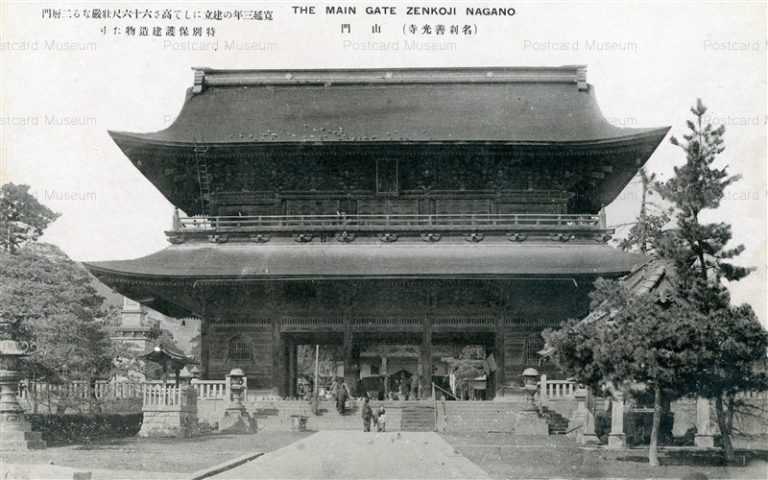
[656, 99, 751, 286]
[655, 99, 766, 462]
[544, 279, 698, 466]
[0, 183, 60, 253]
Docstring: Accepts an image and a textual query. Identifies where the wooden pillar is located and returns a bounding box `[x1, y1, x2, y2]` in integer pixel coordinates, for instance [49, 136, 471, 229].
[343, 314, 355, 393]
[271, 318, 285, 397]
[200, 320, 210, 380]
[382, 356, 388, 398]
[494, 315, 506, 399]
[287, 339, 297, 398]
[421, 315, 432, 399]
[195, 292, 212, 380]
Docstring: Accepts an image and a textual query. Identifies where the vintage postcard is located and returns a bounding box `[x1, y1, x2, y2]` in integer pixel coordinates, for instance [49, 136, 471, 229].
[0, 1, 766, 479]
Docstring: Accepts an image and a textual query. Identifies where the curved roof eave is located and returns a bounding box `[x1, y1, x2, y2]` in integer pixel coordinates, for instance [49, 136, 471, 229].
[83, 242, 650, 282]
[108, 126, 671, 149]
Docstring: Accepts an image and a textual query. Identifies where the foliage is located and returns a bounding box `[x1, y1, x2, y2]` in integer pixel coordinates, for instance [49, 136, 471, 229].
[653, 99, 765, 461]
[544, 278, 700, 465]
[689, 304, 768, 398]
[146, 322, 181, 351]
[544, 278, 699, 396]
[189, 333, 202, 362]
[0, 183, 60, 253]
[618, 168, 671, 255]
[655, 99, 751, 286]
[28, 413, 142, 445]
[536, 100, 766, 466]
[0, 243, 119, 382]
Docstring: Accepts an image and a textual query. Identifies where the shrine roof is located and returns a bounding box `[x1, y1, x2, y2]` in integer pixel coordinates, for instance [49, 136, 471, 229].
[109, 66, 669, 146]
[84, 242, 648, 281]
[140, 344, 196, 366]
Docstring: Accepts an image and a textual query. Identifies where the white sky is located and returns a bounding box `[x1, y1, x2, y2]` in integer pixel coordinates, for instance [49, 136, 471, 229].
[1, 1, 766, 323]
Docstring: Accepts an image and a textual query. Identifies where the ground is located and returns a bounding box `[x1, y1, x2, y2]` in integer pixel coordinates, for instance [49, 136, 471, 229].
[218, 431, 489, 479]
[443, 432, 768, 480]
[0, 431, 311, 479]
[2, 431, 767, 479]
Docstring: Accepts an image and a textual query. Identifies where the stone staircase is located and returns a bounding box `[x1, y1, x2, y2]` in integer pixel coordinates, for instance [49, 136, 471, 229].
[198, 398, 571, 434]
[400, 405, 436, 432]
[541, 406, 570, 435]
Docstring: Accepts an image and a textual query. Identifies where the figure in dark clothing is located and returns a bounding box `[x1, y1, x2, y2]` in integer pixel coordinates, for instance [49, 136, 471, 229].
[335, 379, 350, 414]
[361, 397, 373, 431]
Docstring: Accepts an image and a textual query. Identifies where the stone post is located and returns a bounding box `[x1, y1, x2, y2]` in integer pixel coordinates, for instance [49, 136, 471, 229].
[539, 374, 548, 408]
[0, 317, 45, 451]
[694, 397, 714, 448]
[138, 370, 199, 439]
[607, 392, 627, 449]
[573, 387, 600, 445]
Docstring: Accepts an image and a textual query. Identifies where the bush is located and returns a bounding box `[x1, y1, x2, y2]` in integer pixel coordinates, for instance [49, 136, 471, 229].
[28, 413, 142, 445]
[625, 411, 674, 446]
[595, 410, 612, 444]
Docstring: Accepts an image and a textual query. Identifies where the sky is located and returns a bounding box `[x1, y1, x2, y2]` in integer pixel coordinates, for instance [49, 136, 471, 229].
[1, 1, 766, 323]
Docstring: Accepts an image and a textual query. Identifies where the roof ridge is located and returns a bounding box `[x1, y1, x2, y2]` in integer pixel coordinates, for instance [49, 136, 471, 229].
[190, 65, 589, 93]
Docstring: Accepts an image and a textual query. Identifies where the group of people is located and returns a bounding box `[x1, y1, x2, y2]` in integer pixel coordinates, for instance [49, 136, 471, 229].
[391, 373, 421, 401]
[329, 377, 389, 432]
[361, 398, 387, 432]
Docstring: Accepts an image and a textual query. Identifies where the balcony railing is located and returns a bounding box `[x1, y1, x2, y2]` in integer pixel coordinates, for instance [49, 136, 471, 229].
[174, 213, 604, 233]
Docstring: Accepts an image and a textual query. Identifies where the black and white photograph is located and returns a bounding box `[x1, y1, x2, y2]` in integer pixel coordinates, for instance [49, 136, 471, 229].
[0, 1, 766, 479]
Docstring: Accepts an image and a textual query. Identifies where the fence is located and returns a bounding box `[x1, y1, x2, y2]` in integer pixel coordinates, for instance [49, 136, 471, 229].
[18, 377, 250, 404]
[177, 213, 603, 232]
[142, 384, 186, 408]
[539, 376, 578, 401]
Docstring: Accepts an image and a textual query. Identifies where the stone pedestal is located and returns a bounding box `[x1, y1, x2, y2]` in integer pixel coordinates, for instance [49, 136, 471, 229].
[607, 393, 627, 449]
[289, 414, 307, 432]
[0, 339, 45, 451]
[514, 410, 549, 435]
[694, 397, 714, 448]
[218, 407, 257, 434]
[138, 385, 198, 438]
[573, 388, 600, 445]
[607, 433, 626, 449]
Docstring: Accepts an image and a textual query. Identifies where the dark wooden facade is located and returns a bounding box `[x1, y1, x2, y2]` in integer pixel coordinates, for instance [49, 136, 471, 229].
[87, 66, 669, 398]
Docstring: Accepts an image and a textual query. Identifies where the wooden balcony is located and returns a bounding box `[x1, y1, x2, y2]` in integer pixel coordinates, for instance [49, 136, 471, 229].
[170, 213, 607, 239]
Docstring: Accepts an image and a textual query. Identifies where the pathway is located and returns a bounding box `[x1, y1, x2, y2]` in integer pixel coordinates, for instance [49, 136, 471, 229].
[214, 431, 491, 479]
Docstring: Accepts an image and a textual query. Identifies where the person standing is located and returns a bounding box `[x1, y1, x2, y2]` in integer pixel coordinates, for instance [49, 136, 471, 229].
[361, 397, 373, 431]
[410, 373, 419, 401]
[377, 407, 387, 432]
[336, 378, 350, 414]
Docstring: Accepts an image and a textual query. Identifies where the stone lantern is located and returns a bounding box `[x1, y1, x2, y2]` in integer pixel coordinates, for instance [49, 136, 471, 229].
[218, 368, 257, 434]
[179, 368, 193, 386]
[513, 367, 548, 435]
[137, 345, 198, 438]
[228, 368, 246, 409]
[521, 367, 540, 410]
[0, 317, 45, 450]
